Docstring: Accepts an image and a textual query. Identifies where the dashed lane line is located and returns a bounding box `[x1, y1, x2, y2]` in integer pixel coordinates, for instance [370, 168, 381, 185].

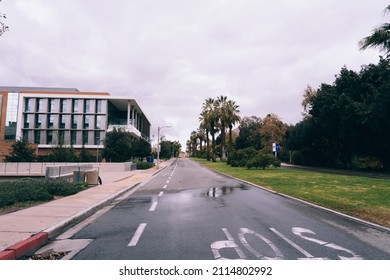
[128, 223, 147, 247]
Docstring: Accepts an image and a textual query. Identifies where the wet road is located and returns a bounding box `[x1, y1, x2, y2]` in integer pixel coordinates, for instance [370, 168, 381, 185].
[68, 158, 390, 260]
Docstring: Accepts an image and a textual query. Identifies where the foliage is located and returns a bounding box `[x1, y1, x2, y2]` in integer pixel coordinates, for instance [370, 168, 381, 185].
[227, 147, 279, 170]
[0, 178, 85, 208]
[48, 144, 78, 162]
[136, 162, 155, 169]
[79, 145, 94, 162]
[359, 5, 390, 56]
[158, 140, 181, 159]
[285, 58, 390, 170]
[5, 140, 37, 162]
[235, 116, 262, 150]
[0, 0, 9, 37]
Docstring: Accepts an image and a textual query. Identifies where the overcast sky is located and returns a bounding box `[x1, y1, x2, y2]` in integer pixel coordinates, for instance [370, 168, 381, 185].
[0, 0, 388, 149]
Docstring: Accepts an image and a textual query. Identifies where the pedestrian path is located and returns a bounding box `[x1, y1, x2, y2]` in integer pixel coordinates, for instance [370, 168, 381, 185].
[0, 160, 173, 260]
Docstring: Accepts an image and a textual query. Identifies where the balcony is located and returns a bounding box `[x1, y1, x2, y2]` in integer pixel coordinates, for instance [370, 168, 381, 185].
[107, 124, 141, 137]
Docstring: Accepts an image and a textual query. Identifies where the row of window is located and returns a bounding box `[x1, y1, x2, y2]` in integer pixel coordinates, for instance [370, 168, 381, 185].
[25, 98, 104, 114]
[22, 130, 103, 145]
[24, 114, 104, 130]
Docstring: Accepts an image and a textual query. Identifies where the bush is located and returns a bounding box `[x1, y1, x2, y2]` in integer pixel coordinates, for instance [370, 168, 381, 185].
[0, 178, 85, 208]
[351, 156, 384, 171]
[136, 162, 155, 170]
[246, 152, 275, 170]
[228, 147, 257, 167]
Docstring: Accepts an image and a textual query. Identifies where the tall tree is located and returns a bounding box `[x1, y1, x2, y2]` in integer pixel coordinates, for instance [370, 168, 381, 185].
[215, 95, 229, 162]
[201, 98, 218, 162]
[199, 110, 211, 161]
[102, 127, 134, 162]
[359, 5, 390, 55]
[226, 100, 241, 147]
[235, 116, 262, 150]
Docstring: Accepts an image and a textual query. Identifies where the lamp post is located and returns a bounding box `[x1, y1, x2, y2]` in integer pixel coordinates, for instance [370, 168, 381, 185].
[157, 125, 171, 169]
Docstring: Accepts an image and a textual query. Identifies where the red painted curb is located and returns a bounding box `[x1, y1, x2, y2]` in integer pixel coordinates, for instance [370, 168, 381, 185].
[4, 232, 49, 259]
[0, 250, 16, 260]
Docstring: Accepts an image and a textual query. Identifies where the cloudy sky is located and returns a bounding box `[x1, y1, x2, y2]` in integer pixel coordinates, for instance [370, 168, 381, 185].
[0, 0, 388, 149]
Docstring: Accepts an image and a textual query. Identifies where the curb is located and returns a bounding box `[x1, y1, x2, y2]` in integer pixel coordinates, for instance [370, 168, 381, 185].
[0, 163, 172, 260]
[193, 160, 390, 235]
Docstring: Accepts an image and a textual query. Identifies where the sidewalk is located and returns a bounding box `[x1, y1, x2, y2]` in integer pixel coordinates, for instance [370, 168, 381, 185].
[0, 160, 173, 260]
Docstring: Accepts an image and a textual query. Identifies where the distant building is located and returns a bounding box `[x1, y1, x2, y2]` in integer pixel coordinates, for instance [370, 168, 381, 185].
[0, 86, 151, 161]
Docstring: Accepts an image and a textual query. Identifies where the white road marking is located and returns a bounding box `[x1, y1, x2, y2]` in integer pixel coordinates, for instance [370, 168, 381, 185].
[269, 228, 323, 259]
[158, 191, 164, 197]
[149, 201, 158, 211]
[166, 180, 170, 184]
[163, 184, 167, 189]
[211, 228, 246, 260]
[128, 223, 147, 247]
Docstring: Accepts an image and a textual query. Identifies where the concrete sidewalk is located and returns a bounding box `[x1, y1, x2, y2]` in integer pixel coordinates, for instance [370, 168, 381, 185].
[0, 160, 173, 260]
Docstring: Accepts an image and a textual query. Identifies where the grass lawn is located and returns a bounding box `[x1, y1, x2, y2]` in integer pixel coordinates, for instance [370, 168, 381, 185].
[192, 158, 390, 228]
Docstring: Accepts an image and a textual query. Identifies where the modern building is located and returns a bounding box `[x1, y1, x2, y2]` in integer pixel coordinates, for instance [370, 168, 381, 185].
[0, 86, 151, 161]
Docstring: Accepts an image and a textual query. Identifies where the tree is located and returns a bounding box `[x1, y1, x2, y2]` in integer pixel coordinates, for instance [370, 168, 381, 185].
[215, 95, 229, 162]
[235, 116, 262, 150]
[79, 145, 94, 162]
[48, 144, 77, 162]
[200, 98, 218, 162]
[102, 127, 134, 162]
[133, 138, 151, 160]
[0, 0, 9, 37]
[359, 5, 390, 56]
[226, 100, 241, 147]
[259, 114, 288, 154]
[5, 140, 37, 162]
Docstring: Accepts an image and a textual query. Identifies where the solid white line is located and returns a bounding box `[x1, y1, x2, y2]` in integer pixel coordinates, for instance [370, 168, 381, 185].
[158, 191, 164, 197]
[270, 228, 314, 258]
[163, 184, 167, 189]
[149, 201, 158, 211]
[128, 223, 147, 247]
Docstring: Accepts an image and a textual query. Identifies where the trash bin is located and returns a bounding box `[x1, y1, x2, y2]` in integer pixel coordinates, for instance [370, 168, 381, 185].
[72, 171, 86, 183]
[85, 170, 99, 185]
[147, 156, 154, 163]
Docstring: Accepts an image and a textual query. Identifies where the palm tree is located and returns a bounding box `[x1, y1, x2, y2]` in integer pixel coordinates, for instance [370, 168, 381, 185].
[199, 111, 211, 161]
[215, 95, 229, 162]
[201, 98, 218, 162]
[226, 100, 241, 147]
[359, 5, 390, 55]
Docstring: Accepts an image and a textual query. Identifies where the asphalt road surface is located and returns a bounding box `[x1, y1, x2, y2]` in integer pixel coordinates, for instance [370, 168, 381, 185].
[48, 158, 390, 260]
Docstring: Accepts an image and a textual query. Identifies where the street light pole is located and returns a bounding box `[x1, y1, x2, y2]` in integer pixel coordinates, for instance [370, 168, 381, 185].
[157, 125, 171, 169]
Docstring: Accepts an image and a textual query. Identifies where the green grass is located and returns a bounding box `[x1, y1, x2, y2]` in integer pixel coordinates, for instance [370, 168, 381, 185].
[192, 158, 390, 228]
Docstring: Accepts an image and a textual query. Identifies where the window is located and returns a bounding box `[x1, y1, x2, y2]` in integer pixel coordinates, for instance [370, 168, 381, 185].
[58, 131, 64, 145]
[82, 131, 88, 145]
[22, 130, 29, 142]
[24, 114, 30, 128]
[35, 114, 44, 128]
[94, 131, 101, 145]
[25, 97, 31, 112]
[84, 99, 91, 113]
[46, 131, 53, 144]
[48, 114, 54, 128]
[95, 115, 102, 129]
[83, 115, 91, 129]
[60, 99, 67, 113]
[5, 93, 19, 140]
[36, 98, 44, 112]
[71, 131, 77, 145]
[48, 99, 57, 112]
[60, 115, 67, 129]
[71, 115, 78, 129]
[34, 130, 41, 144]
[72, 99, 79, 113]
[96, 99, 103, 113]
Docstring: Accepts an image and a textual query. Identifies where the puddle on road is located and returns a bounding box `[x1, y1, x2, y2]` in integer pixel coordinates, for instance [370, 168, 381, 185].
[204, 184, 250, 198]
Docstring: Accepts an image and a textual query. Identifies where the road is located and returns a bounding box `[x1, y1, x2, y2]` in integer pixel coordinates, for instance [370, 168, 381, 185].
[39, 158, 390, 260]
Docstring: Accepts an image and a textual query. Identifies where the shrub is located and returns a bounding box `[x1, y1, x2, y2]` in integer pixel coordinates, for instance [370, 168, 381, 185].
[351, 156, 384, 171]
[0, 178, 86, 208]
[136, 162, 155, 170]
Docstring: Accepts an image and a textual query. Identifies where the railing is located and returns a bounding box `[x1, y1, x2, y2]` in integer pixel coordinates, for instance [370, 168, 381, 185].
[107, 124, 141, 137]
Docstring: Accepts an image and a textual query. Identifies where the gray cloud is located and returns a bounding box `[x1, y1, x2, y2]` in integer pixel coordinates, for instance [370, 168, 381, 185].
[0, 0, 387, 149]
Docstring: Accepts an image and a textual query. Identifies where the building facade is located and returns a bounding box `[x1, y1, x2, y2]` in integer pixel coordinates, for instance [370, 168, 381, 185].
[0, 87, 151, 160]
